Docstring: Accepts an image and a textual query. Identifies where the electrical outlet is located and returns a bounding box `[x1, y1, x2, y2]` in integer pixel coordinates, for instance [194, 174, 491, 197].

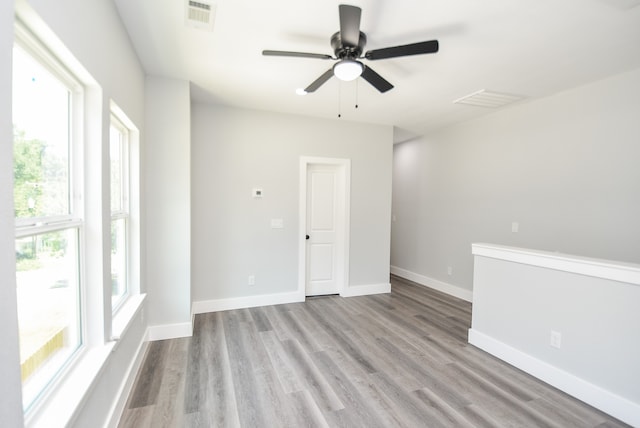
[248, 275, 255, 286]
[550, 330, 562, 349]
[447, 266, 453, 276]
[512, 221, 519, 233]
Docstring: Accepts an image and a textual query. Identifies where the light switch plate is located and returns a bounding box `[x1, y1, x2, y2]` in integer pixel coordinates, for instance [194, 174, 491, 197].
[271, 218, 284, 229]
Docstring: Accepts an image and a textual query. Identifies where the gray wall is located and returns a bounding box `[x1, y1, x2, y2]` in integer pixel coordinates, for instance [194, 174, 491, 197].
[191, 104, 393, 302]
[391, 67, 640, 292]
[145, 77, 192, 332]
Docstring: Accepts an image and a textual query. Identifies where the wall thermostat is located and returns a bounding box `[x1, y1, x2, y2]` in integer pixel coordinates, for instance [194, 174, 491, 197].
[252, 188, 263, 198]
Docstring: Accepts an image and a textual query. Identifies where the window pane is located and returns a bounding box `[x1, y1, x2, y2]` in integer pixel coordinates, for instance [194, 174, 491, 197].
[15, 229, 82, 410]
[111, 218, 127, 307]
[110, 125, 123, 213]
[12, 45, 71, 219]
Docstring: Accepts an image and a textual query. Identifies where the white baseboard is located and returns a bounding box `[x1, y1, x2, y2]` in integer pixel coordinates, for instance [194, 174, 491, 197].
[146, 322, 193, 341]
[192, 290, 304, 314]
[341, 282, 390, 297]
[390, 266, 473, 302]
[105, 339, 149, 428]
[192, 283, 392, 314]
[468, 329, 640, 427]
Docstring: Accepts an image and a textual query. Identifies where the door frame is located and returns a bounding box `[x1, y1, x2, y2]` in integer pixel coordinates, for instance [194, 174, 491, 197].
[298, 156, 351, 299]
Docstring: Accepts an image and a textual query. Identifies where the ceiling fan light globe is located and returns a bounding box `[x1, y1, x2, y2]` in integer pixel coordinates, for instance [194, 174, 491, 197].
[333, 59, 363, 81]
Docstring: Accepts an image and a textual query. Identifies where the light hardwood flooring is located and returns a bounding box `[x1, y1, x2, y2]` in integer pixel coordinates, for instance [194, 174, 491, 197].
[118, 275, 629, 427]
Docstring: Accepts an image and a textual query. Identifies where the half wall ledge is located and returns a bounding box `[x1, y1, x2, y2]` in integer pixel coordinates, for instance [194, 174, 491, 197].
[469, 243, 640, 427]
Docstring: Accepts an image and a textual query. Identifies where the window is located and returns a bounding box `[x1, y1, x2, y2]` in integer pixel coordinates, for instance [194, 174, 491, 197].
[13, 29, 84, 411]
[110, 114, 129, 311]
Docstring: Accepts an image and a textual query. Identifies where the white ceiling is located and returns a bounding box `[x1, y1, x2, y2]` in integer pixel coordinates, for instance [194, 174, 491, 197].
[114, 0, 640, 141]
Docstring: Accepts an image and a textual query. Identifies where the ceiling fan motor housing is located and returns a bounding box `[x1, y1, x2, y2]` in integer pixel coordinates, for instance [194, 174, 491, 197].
[331, 31, 367, 59]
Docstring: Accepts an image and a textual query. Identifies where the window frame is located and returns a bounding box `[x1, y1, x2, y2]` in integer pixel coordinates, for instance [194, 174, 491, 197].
[13, 23, 84, 231]
[109, 112, 130, 312]
[13, 22, 88, 413]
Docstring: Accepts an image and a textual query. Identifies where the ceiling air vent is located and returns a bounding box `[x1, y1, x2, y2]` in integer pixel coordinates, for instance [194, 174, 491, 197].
[453, 89, 524, 108]
[186, 0, 216, 31]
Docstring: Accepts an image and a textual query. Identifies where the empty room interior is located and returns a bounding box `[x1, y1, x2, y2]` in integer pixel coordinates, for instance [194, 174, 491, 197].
[1, 0, 640, 427]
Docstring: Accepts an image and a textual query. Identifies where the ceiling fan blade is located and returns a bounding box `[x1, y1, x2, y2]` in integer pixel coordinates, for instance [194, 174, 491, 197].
[361, 65, 393, 93]
[339, 4, 362, 47]
[365, 40, 439, 60]
[262, 50, 333, 60]
[304, 69, 334, 93]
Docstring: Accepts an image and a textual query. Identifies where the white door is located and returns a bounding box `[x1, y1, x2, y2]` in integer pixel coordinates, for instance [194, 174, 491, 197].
[305, 164, 343, 296]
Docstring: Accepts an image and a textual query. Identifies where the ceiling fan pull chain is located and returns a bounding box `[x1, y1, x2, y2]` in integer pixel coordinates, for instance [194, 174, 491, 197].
[338, 81, 342, 118]
[355, 79, 359, 109]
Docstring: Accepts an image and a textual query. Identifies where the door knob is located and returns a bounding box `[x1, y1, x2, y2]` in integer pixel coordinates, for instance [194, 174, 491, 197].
[306, 234, 310, 240]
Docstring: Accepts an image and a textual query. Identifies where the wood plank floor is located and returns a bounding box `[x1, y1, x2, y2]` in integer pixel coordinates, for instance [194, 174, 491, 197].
[118, 275, 629, 427]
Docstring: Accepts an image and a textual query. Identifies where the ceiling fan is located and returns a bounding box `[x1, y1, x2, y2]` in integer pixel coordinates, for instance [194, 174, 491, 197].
[262, 4, 439, 94]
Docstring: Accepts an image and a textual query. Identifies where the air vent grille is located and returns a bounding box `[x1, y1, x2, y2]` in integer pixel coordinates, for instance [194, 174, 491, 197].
[186, 0, 215, 31]
[453, 89, 524, 108]
[189, 1, 210, 23]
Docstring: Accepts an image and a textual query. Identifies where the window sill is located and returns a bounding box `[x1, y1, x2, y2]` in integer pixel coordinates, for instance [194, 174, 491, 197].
[112, 293, 147, 344]
[25, 294, 146, 427]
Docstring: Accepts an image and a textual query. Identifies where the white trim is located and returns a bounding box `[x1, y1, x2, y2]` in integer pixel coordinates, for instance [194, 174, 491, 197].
[299, 157, 351, 297]
[24, 345, 112, 427]
[472, 243, 640, 285]
[340, 283, 391, 297]
[390, 266, 473, 302]
[105, 339, 148, 428]
[111, 294, 146, 341]
[146, 322, 193, 341]
[468, 329, 640, 427]
[192, 290, 304, 314]
[15, 216, 83, 233]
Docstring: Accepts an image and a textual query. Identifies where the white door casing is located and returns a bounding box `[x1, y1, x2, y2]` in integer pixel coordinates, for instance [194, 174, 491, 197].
[298, 157, 350, 297]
